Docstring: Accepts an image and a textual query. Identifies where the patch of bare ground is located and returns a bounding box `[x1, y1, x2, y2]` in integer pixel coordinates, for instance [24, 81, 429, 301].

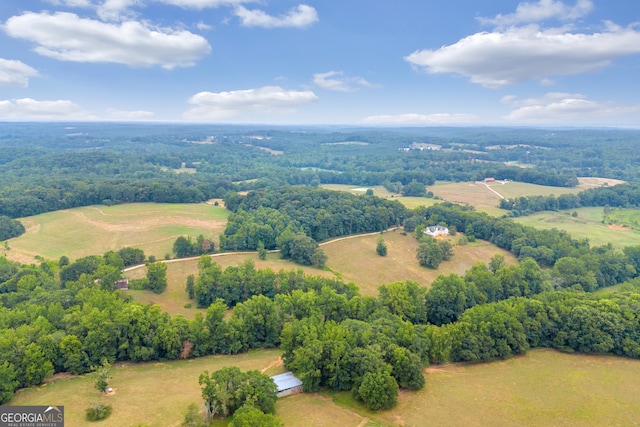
[260, 357, 283, 374]
[577, 177, 626, 189]
[608, 224, 631, 231]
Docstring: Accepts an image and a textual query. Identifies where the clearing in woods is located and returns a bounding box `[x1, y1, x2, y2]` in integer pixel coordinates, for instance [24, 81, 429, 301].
[5, 203, 228, 263]
[321, 230, 516, 296]
[514, 207, 640, 249]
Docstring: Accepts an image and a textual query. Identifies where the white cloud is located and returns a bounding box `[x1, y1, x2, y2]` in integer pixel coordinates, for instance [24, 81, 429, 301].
[313, 71, 374, 92]
[156, 0, 252, 8]
[97, 0, 143, 21]
[0, 59, 40, 87]
[184, 85, 318, 120]
[405, 24, 640, 87]
[107, 108, 155, 120]
[234, 4, 318, 28]
[3, 12, 211, 69]
[0, 98, 92, 120]
[46, 0, 94, 7]
[362, 113, 478, 125]
[502, 92, 640, 123]
[478, 0, 593, 27]
[196, 21, 213, 31]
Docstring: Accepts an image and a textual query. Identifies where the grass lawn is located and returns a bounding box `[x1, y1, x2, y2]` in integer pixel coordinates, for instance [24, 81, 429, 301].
[6, 203, 228, 263]
[322, 230, 516, 296]
[514, 207, 640, 249]
[330, 349, 640, 427]
[9, 349, 282, 427]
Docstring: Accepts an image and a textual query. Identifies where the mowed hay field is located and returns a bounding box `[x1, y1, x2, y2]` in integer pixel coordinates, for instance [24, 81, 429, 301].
[514, 207, 640, 249]
[322, 230, 516, 295]
[124, 252, 336, 318]
[320, 184, 440, 210]
[367, 349, 640, 427]
[12, 348, 640, 427]
[6, 203, 228, 263]
[9, 349, 283, 427]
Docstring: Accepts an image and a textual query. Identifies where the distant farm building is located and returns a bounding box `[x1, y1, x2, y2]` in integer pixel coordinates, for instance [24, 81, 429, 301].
[484, 177, 495, 182]
[424, 226, 449, 238]
[271, 372, 303, 398]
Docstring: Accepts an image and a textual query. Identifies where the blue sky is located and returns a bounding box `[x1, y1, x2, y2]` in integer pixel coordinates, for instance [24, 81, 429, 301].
[1, 0, 640, 125]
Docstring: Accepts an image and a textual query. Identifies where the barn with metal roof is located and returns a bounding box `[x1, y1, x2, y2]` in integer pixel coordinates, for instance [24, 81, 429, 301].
[271, 372, 303, 398]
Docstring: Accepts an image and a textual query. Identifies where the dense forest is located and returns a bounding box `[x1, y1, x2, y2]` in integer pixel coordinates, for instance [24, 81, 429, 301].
[2, 123, 640, 219]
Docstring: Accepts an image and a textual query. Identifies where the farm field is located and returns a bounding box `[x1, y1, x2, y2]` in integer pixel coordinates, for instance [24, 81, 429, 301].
[5, 203, 228, 263]
[322, 229, 517, 295]
[320, 184, 440, 210]
[9, 349, 283, 427]
[124, 252, 336, 317]
[11, 348, 640, 427]
[514, 207, 640, 248]
[366, 348, 640, 427]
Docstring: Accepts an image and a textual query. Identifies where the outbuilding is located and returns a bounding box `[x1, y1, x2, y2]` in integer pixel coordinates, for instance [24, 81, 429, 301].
[271, 372, 303, 398]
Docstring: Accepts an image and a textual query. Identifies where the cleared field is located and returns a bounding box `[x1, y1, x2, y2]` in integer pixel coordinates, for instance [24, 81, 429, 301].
[322, 229, 516, 295]
[577, 177, 626, 189]
[368, 349, 640, 427]
[124, 252, 336, 317]
[486, 181, 582, 199]
[604, 208, 640, 229]
[514, 207, 640, 248]
[429, 181, 506, 215]
[6, 203, 228, 263]
[320, 184, 442, 210]
[9, 349, 281, 427]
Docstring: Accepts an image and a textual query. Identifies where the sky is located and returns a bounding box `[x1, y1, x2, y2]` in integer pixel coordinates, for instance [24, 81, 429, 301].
[1, 0, 640, 126]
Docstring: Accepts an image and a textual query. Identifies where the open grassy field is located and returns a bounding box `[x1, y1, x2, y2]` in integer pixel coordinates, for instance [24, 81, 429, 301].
[5, 203, 228, 263]
[315, 349, 640, 427]
[124, 252, 336, 317]
[322, 229, 516, 295]
[514, 207, 640, 248]
[320, 184, 440, 210]
[12, 348, 640, 427]
[9, 349, 282, 427]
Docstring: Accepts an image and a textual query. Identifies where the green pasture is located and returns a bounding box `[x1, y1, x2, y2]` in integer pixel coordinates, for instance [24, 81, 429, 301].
[320, 184, 440, 210]
[321, 230, 516, 295]
[12, 348, 640, 427]
[6, 203, 228, 263]
[372, 349, 640, 427]
[9, 349, 282, 427]
[514, 207, 640, 248]
[604, 208, 640, 229]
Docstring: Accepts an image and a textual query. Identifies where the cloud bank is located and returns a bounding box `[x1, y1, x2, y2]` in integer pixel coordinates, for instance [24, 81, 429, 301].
[184, 85, 318, 120]
[0, 59, 40, 87]
[4, 12, 211, 69]
[406, 0, 640, 87]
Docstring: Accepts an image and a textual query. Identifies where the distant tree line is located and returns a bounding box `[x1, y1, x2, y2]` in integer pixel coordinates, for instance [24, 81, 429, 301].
[500, 183, 640, 216]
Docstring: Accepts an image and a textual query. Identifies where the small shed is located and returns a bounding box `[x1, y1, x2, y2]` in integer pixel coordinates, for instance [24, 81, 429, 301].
[271, 372, 303, 398]
[115, 279, 129, 290]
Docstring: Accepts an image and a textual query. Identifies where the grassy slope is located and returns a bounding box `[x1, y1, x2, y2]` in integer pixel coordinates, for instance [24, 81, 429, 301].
[514, 207, 640, 249]
[323, 230, 517, 295]
[12, 349, 640, 427]
[6, 203, 228, 263]
[9, 349, 282, 427]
